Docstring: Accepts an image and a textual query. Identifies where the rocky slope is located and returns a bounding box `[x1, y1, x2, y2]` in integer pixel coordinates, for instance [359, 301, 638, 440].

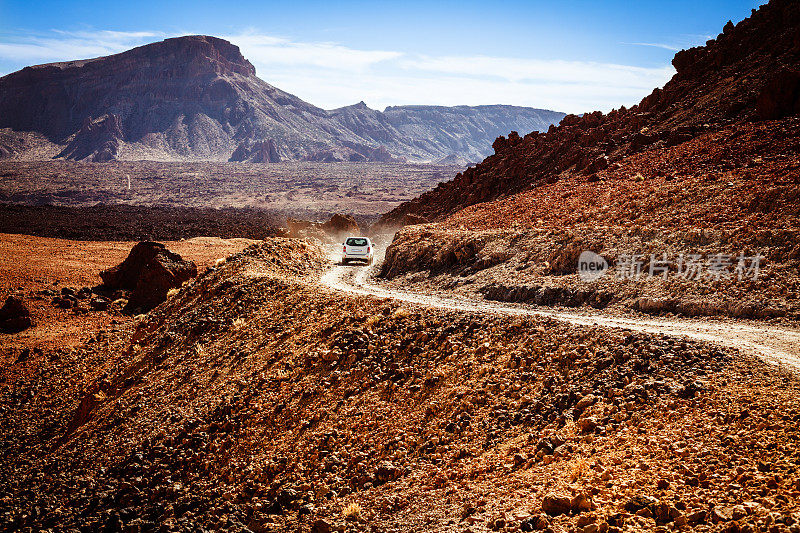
[377, 0, 800, 322]
[379, 119, 800, 322]
[2, 238, 799, 532]
[0, 36, 563, 163]
[380, 0, 800, 223]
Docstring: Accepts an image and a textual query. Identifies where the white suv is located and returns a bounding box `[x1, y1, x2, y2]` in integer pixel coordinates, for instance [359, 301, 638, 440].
[342, 237, 374, 265]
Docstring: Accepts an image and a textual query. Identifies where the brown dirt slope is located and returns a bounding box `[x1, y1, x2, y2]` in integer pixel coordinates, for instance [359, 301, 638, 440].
[1, 238, 799, 532]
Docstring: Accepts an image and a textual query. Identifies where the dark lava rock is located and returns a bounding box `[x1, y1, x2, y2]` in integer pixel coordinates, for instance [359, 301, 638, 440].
[100, 241, 197, 313]
[90, 296, 110, 311]
[0, 295, 33, 332]
[757, 67, 800, 120]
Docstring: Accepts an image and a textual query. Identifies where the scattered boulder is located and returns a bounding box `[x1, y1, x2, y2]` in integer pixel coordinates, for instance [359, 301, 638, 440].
[585, 155, 609, 174]
[310, 519, 331, 533]
[99, 242, 197, 313]
[90, 296, 110, 311]
[374, 461, 401, 484]
[570, 493, 593, 513]
[542, 493, 572, 516]
[577, 416, 598, 434]
[624, 494, 659, 513]
[711, 505, 734, 523]
[0, 295, 34, 332]
[520, 514, 549, 531]
[52, 296, 75, 309]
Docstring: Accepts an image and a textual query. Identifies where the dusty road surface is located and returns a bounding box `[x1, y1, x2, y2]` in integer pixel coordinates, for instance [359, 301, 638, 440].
[322, 261, 800, 374]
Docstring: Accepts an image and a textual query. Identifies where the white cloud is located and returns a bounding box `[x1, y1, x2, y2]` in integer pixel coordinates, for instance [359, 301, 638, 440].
[0, 30, 161, 63]
[0, 28, 676, 114]
[622, 42, 683, 52]
[402, 55, 672, 86]
[223, 32, 402, 72]
[622, 34, 716, 53]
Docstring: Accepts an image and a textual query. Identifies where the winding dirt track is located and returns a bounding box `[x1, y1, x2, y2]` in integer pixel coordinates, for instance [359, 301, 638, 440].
[321, 263, 800, 374]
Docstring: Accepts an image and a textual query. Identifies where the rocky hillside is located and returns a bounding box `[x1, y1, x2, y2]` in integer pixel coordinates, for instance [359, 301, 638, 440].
[376, 0, 800, 323]
[380, 0, 800, 223]
[0, 36, 563, 163]
[3, 238, 799, 532]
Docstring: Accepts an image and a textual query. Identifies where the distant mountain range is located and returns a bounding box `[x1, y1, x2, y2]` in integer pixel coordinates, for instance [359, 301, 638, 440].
[0, 36, 564, 163]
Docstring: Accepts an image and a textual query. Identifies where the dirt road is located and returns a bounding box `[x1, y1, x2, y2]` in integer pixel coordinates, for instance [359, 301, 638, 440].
[321, 262, 800, 374]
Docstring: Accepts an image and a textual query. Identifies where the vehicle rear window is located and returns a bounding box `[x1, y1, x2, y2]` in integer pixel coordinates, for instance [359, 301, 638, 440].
[346, 238, 368, 246]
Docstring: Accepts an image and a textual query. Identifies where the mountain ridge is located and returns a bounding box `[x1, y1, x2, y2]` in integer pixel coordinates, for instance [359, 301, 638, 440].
[0, 36, 564, 163]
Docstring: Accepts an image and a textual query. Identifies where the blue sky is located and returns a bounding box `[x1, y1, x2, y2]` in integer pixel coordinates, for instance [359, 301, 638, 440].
[0, 0, 763, 113]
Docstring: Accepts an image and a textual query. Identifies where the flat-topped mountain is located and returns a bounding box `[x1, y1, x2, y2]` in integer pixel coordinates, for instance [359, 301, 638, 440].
[0, 36, 563, 163]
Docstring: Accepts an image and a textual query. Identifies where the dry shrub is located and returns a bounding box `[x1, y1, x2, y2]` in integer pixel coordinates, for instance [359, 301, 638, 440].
[342, 502, 362, 520]
[570, 456, 589, 482]
[365, 314, 383, 328]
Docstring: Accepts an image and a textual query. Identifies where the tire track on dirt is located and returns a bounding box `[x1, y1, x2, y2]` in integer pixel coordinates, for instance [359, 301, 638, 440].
[321, 263, 800, 374]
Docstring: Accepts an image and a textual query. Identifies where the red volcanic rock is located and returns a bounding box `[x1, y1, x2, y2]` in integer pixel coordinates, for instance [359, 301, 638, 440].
[100, 242, 197, 313]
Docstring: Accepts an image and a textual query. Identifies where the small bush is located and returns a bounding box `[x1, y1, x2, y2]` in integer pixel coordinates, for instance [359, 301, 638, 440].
[342, 502, 362, 520]
[570, 456, 589, 482]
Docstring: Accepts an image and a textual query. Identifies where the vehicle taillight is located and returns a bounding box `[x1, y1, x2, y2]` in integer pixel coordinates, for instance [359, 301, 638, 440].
[367, 246, 371, 253]
[343, 245, 346, 253]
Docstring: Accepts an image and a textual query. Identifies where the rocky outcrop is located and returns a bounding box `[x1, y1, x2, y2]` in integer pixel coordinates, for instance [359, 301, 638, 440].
[100, 242, 197, 313]
[58, 114, 123, 162]
[380, 0, 800, 224]
[229, 139, 280, 163]
[633, 296, 785, 319]
[0, 295, 34, 332]
[757, 68, 800, 120]
[481, 283, 614, 309]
